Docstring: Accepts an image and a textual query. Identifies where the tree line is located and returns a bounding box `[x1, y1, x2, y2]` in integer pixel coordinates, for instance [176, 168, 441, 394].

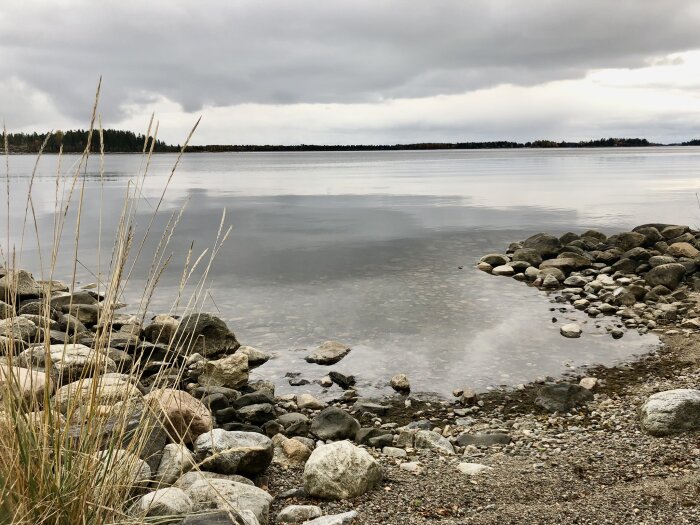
[2, 129, 179, 153]
[6, 129, 699, 153]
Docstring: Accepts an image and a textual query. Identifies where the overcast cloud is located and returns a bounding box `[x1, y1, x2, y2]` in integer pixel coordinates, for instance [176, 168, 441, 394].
[2, 0, 700, 144]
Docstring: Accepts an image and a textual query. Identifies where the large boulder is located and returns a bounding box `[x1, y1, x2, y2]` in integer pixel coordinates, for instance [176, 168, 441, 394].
[640, 389, 700, 436]
[305, 341, 351, 365]
[0, 270, 42, 299]
[199, 353, 249, 390]
[143, 315, 180, 345]
[535, 383, 593, 413]
[303, 441, 382, 500]
[19, 344, 116, 384]
[522, 233, 561, 258]
[310, 407, 360, 441]
[193, 429, 273, 476]
[154, 443, 195, 485]
[645, 263, 686, 290]
[144, 388, 213, 444]
[174, 313, 240, 357]
[52, 375, 142, 414]
[129, 487, 193, 519]
[0, 365, 53, 406]
[236, 346, 271, 368]
[174, 471, 255, 491]
[615, 231, 646, 251]
[511, 248, 542, 267]
[186, 479, 272, 525]
[0, 316, 38, 343]
[667, 242, 700, 258]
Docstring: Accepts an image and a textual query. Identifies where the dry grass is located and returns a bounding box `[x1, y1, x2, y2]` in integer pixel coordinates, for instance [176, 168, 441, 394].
[0, 81, 231, 524]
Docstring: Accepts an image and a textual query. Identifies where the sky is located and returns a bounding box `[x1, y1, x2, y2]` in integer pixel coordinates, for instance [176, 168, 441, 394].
[2, 0, 700, 145]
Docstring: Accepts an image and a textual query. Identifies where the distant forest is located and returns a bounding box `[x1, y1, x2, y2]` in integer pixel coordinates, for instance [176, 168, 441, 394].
[3, 129, 700, 153]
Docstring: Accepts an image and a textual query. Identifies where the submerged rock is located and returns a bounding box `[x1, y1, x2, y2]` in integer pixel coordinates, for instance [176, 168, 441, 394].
[305, 341, 351, 365]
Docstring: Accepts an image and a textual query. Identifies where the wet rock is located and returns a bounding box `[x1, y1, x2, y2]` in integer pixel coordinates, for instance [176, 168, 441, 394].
[559, 323, 582, 338]
[296, 393, 326, 411]
[645, 263, 686, 290]
[328, 371, 355, 389]
[236, 403, 277, 426]
[194, 429, 273, 476]
[535, 383, 593, 413]
[305, 341, 351, 365]
[389, 373, 410, 393]
[310, 407, 360, 441]
[303, 441, 382, 500]
[634, 226, 663, 245]
[523, 233, 561, 258]
[174, 313, 240, 357]
[480, 254, 508, 266]
[492, 265, 514, 276]
[476, 262, 492, 272]
[640, 389, 700, 436]
[615, 232, 646, 251]
[512, 248, 543, 266]
[661, 225, 689, 240]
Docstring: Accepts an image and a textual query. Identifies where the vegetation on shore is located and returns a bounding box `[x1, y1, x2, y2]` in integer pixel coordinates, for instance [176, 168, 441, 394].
[8, 132, 700, 154]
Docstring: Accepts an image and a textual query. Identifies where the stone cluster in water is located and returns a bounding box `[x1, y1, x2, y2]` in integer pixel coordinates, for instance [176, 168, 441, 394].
[478, 224, 700, 339]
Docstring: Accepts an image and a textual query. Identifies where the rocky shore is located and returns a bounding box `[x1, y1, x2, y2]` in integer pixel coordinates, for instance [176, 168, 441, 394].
[2, 224, 700, 524]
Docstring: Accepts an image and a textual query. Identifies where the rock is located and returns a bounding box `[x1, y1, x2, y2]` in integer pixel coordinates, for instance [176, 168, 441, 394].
[236, 403, 276, 426]
[97, 449, 151, 491]
[476, 262, 492, 272]
[0, 316, 38, 342]
[305, 341, 351, 365]
[634, 226, 663, 245]
[237, 346, 271, 368]
[199, 353, 249, 390]
[491, 265, 514, 276]
[523, 233, 561, 258]
[272, 434, 312, 467]
[563, 275, 588, 287]
[0, 300, 14, 319]
[129, 487, 192, 519]
[328, 371, 355, 389]
[64, 304, 100, 326]
[174, 471, 255, 491]
[303, 441, 382, 500]
[144, 388, 213, 444]
[668, 242, 700, 258]
[355, 427, 391, 446]
[535, 383, 593, 413]
[645, 263, 686, 290]
[579, 377, 598, 390]
[661, 225, 689, 240]
[541, 274, 560, 288]
[52, 375, 142, 414]
[399, 461, 423, 474]
[457, 463, 493, 476]
[296, 393, 326, 410]
[310, 407, 360, 441]
[0, 364, 53, 406]
[277, 505, 322, 523]
[143, 315, 180, 345]
[278, 412, 311, 436]
[182, 510, 257, 525]
[19, 343, 116, 384]
[389, 373, 410, 393]
[559, 323, 582, 338]
[615, 232, 646, 251]
[512, 248, 543, 266]
[640, 389, 700, 436]
[302, 512, 358, 525]
[479, 254, 508, 266]
[413, 430, 455, 454]
[154, 443, 195, 485]
[0, 270, 42, 298]
[193, 429, 273, 475]
[456, 432, 511, 447]
[186, 479, 272, 525]
[174, 313, 240, 357]
[459, 388, 479, 406]
[383, 446, 407, 458]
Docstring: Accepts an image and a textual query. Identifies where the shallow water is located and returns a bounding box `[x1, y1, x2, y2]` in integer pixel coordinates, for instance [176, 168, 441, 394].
[6, 147, 700, 396]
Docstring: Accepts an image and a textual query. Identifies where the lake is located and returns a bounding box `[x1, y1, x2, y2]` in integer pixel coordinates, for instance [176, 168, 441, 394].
[4, 147, 700, 397]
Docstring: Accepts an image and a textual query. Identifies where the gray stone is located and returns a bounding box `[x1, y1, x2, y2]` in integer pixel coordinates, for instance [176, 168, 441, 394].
[193, 429, 273, 476]
[560, 323, 582, 338]
[535, 383, 593, 413]
[154, 443, 195, 485]
[175, 313, 240, 357]
[277, 505, 323, 523]
[129, 487, 192, 519]
[303, 441, 382, 500]
[479, 253, 508, 266]
[523, 233, 561, 258]
[640, 389, 700, 436]
[302, 512, 358, 525]
[413, 430, 455, 455]
[456, 432, 511, 447]
[305, 341, 351, 365]
[645, 263, 686, 290]
[310, 407, 360, 441]
[199, 353, 249, 390]
[186, 479, 272, 525]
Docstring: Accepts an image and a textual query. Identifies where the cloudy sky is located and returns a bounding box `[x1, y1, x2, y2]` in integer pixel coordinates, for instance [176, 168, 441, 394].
[2, 0, 700, 145]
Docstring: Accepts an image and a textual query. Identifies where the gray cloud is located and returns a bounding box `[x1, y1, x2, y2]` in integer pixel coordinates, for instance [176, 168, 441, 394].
[2, 0, 700, 126]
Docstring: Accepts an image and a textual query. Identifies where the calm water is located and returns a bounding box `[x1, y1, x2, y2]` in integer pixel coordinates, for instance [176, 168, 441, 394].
[5, 147, 700, 397]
